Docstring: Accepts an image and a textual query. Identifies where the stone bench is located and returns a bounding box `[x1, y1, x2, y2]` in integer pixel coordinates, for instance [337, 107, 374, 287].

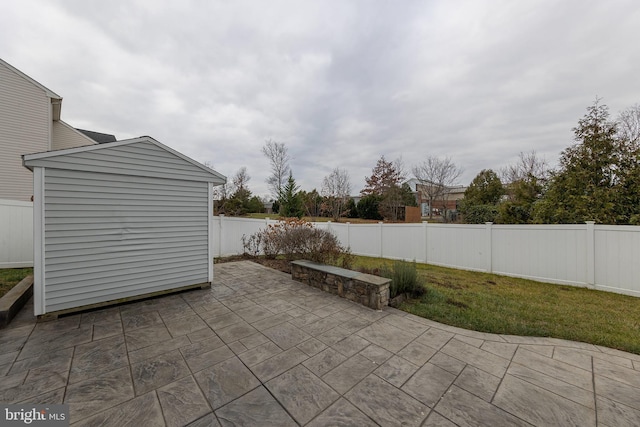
[291, 260, 391, 310]
[0, 275, 33, 328]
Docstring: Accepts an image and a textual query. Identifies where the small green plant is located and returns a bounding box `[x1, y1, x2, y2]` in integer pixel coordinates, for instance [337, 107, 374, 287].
[381, 260, 426, 299]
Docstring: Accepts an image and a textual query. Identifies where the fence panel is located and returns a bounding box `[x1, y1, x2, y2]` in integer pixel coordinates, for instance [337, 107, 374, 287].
[212, 216, 275, 257]
[426, 223, 487, 271]
[492, 224, 588, 285]
[381, 223, 425, 261]
[0, 199, 33, 268]
[345, 223, 383, 258]
[594, 225, 640, 297]
[210, 216, 640, 297]
[324, 222, 347, 245]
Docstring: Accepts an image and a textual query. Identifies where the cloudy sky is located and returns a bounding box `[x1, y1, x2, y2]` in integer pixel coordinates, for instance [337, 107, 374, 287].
[2, 0, 639, 197]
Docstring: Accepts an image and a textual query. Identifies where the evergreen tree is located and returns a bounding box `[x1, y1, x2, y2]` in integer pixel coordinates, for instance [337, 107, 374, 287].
[534, 99, 620, 223]
[344, 198, 358, 218]
[459, 169, 503, 224]
[278, 172, 304, 218]
[462, 169, 504, 206]
[357, 194, 383, 220]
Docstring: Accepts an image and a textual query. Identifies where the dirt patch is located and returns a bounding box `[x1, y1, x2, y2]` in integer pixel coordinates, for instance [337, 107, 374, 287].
[438, 281, 464, 290]
[446, 298, 469, 309]
[255, 258, 291, 274]
[215, 254, 253, 263]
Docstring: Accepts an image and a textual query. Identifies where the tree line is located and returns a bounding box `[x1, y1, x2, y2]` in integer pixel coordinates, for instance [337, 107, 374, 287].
[460, 99, 640, 225]
[214, 141, 421, 221]
[214, 99, 640, 225]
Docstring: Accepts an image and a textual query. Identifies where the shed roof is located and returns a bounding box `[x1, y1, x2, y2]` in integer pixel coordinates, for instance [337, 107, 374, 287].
[23, 136, 226, 184]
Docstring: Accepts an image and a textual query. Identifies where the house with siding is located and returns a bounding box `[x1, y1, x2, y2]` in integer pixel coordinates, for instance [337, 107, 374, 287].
[405, 178, 467, 217]
[0, 59, 115, 268]
[0, 58, 100, 202]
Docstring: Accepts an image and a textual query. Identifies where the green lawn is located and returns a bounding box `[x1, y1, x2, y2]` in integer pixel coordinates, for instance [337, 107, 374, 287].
[0, 268, 33, 299]
[352, 256, 640, 355]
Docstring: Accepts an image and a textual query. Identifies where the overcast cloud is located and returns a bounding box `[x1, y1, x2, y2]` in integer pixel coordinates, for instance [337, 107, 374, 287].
[2, 0, 639, 197]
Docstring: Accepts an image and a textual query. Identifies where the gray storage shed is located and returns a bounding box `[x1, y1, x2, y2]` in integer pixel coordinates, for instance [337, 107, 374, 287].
[22, 136, 226, 316]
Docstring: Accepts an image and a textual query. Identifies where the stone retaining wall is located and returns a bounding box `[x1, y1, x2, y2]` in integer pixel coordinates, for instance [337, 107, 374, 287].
[0, 275, 33, 328]
[291, 260, 390, 310]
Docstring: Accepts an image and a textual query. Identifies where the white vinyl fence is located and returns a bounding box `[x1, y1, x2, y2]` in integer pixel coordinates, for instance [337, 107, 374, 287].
[0, 199, 33, 268]
[212, 216, 640, 298]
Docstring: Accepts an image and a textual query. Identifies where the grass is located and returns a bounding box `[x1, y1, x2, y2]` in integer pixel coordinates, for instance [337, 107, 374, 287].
[0, 268, 33, 299]
[352, 256, 640, 355]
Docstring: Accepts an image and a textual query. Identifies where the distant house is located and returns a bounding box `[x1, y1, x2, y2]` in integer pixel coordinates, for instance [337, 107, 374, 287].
[0, 59, 103, 202]
[405, 178, 466, 217]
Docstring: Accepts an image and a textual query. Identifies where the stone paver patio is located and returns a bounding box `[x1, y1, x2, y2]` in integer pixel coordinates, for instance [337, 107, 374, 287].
[1, 261, 640, 426]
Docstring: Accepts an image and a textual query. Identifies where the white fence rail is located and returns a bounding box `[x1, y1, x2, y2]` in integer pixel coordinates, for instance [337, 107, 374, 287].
[212, 216, 640, 298]
[0, 199, 33, 268]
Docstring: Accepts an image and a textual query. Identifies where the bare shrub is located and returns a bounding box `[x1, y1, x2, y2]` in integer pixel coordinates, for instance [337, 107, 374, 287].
[242, 218, 353, 268]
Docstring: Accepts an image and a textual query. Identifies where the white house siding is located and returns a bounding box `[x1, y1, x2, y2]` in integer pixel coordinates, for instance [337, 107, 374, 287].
[0, 62, 50, 201]
[42, 168, 209, 312]
[51, 120, 95, 150]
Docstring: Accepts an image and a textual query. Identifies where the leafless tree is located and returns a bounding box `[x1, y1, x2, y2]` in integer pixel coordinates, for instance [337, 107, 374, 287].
[232, 166, 251, 194]
[207, 161, 226, 213]
[500, 151, 549, 186]
[412, 156, 462, 219]
[321, 168, 352, 221]
[617, 104, 640, 150]
[212, 182, 228, 200]
[262, 139, 291, 199]
[214, 167, 251, 215]
[391, 156, 408, 186]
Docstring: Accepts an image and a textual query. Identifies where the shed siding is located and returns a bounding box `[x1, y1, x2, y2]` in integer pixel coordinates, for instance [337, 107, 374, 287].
[0, 62, 50, 201]
[27, 141, 218, 182]
[43, 168, 209, 312]
[52, 120, 95, 150]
